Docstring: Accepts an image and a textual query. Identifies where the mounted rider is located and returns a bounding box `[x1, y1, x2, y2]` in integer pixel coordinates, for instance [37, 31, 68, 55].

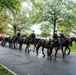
[16, 32, 21, 42]
[53, 30, 60, 41]
[30, 30, 36, 44]
[17, 32, 21, 37]
[59, 30, 66, 42]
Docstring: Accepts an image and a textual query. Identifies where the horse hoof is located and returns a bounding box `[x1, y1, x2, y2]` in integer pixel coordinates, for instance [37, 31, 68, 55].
[47, 56, 49, 59]
[43, 55, 45, 58]
[28, 50, 30, 53]
[49, 57, 52, 60]
[33, 50, 35, 52]
[36, 54, 38, 56]
[67, 53, 70, 55]
[63, 54, 65, 58]
[64, 53, 66, 55]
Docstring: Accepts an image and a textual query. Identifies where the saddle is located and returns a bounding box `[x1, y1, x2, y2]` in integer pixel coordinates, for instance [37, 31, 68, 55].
[41, 39, 49, 47]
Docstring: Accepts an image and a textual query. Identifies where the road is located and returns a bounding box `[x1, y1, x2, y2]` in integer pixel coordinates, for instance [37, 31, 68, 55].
[0, 44, 76, 75]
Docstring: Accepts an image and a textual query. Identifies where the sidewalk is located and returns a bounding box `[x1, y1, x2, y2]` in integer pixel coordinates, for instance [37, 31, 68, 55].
[0, 45, 76, 75]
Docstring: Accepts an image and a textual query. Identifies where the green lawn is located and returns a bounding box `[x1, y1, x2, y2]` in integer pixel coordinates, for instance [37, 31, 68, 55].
[70, 42, 76, 52]
[0, 64, 14, 75]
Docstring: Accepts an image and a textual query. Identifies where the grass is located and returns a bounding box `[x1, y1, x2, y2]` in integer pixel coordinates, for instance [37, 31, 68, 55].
[70, 42, 76, 52]
[0, 64, 14, 75]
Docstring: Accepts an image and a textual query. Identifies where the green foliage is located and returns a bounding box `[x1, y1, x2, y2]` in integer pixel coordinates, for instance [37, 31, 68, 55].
[0, 0, 76, 36]
[0, 65, 14, 75]
[30, 0, 76, 36]
[8, 4, 30, 35]
[70, 42, 76, 52]
[40, 23, 51, 37]
[0, 0, 25, 34]
[0, 10, 9, 33]
[0, 0, 22, 11]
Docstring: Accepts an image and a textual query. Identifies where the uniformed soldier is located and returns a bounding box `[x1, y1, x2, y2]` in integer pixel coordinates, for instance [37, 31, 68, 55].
[53, 30, 59, 40]
[30, 30, 36, 43]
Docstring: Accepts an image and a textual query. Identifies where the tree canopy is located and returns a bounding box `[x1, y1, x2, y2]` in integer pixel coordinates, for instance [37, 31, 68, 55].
[29, 0, 76, 36]
[0, 0, 27, 35]
[0, 0, 76, 37]
[0, 0, 22, 11]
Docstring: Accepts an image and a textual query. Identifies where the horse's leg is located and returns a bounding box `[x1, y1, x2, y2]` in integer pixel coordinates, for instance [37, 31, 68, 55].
[8, 41, 11, 47]
[55, 47, 59, 58]
[16, 42, 18, 48]
[28, 45, 30, 53]
[61, 46, 65, 58]
[42, 47, 45, 57]
[47, 48, 53, 60]
[25, 45, 28, 53]
[64, 47, 67, 55]
[50, 47, 53, 59]
[36, 44, 40, 56]
[33, 43, 36, 52]
[36, 48, 39, 56]
[67, 47, 71, 55]
[19, 44, 22, 50]
[9, 42, 12, 48]
[13, 42, 16, 48]
[47, 49, 49, 59]
[36, 46, 40, 56]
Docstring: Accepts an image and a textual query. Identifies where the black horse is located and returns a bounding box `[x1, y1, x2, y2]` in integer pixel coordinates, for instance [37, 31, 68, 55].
[8, 35, 26, 50]
[54, 37, 75, 58]
[36, 37, 74, 59]
[24, 37, 41, 53]
[63, 37, 76, 55]
[36, 38, 54, 59]
[1, 37, 10, 46]
[8, 36, 18, 48]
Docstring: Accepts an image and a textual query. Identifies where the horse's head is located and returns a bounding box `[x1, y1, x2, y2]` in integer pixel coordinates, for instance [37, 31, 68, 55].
[71, 37, 76, 43]
[62, 38, 72, 46]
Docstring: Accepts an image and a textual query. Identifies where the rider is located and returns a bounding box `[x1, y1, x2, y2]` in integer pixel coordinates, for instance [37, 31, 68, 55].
[53, 30, 59, 40]
[16, 32, 21, 41]
[17, 32, 21, 37]
[59, 30, 66, 42]
[30, 30, 36, 43]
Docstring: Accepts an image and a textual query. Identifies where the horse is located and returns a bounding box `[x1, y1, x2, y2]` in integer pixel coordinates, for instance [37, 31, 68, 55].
[8, 35, 26, 50]
[36, 38, 54, 59]
[36, 37, 74, 59]
[63, 37, 76, 55]
[8, 35, 18, 48]
[24, 37, 41, 53]
[1, 37, 10, 46]
[53, 37, 76, 59]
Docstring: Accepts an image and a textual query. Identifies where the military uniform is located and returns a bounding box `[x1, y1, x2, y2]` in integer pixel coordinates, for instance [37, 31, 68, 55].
[30, 32, 36, 43]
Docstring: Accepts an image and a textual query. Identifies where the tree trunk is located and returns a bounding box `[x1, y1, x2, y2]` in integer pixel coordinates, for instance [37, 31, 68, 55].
[13, 26, 16, 36]
[53, 19, 56, 35]
[53, 11, 57, 35]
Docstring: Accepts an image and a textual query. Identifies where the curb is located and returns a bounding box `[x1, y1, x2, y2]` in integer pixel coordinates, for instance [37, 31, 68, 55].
[0, 63, 17, 75]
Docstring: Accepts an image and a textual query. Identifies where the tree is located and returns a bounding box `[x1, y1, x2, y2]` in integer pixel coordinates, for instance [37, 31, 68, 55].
[0, 0, 22, 11]
[8, 1, 31, 35]
[30, 0, 76, 36]
[0, 10, 9, 33]
[40, 23, 51, 37]
[0, 0, 25, 34]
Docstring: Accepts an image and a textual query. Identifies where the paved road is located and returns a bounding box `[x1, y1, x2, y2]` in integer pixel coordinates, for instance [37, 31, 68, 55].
[0, 44, 76, 75]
